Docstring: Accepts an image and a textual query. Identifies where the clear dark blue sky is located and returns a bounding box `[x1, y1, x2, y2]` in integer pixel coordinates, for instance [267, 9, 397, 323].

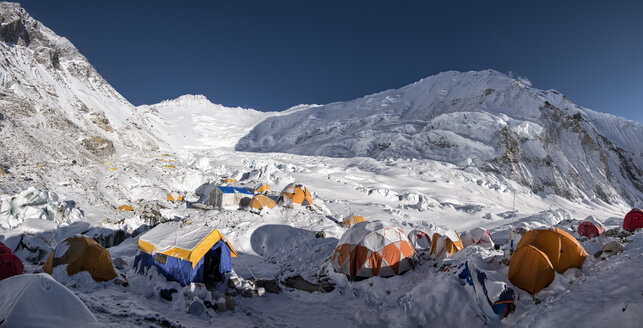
[17, 1, 643, 122]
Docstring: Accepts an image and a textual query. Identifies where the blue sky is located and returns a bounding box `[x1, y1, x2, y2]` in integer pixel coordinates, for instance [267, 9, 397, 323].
[17, 1, 643, 123]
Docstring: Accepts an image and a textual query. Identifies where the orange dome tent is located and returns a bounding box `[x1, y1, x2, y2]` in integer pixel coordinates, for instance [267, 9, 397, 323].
[332, 221, 416, 280]
[342, 215, 366, 227]
[223, 178, 235, 184]
[279, 183, 313, 206]
[43, 236, 118, 282]
[166, 192, 183, 202]
[249, 195, 277, 211]
[255, 184, 271, 194]
[516, 227, 587, 273]
[118, 204, 133, 212]
[508, 245, 555, 294]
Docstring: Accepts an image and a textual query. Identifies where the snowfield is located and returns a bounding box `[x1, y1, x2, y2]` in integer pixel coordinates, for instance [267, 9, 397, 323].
[0, 2, 642, 327]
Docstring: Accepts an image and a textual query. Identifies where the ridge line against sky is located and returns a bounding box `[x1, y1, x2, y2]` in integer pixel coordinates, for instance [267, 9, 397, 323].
[14, 0, 643, 123]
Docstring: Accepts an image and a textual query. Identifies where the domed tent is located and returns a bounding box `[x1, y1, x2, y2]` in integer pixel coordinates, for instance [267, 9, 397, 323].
[0, 273, 97, 327]
[332, 221, 416, 280]
[460, 227, 494, 248]
[134, 223, 237, 286]
[43, 236, 118, 282]
[0, 241, 23, 281]
[407, 229, 431, 249]
[279, 183, 313, 206]
[516, 227, 587, 274]
[249, 195, 277, 211]
[342, 215, 366, 228]
[623, 208, 643, 232]
[255, 184, 271, 194]
[166, 192, 183, 202]
[429, 231, 463, 259]
[223, 178, 236, 184]
[118, 204, 133, 211]
[577, 216, 606, 238]
[508, 245, 555, 294]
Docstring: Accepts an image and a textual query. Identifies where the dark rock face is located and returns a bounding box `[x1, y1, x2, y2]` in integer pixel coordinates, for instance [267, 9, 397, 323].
[81, 136, 115, 157]
[0, 19, 30, 46]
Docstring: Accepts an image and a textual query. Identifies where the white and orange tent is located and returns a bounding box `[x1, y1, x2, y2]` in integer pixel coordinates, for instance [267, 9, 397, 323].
[331, 221, 417, 280]
[429, 230, 463, 259]
[249, 195, 277, 211]
[255, 184, 271, 194]
[166, 192, 183, 202]
[279, 183, 313, 206]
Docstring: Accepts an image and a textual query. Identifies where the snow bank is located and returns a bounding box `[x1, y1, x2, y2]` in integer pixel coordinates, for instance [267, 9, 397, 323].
[0, 187, 83, 230]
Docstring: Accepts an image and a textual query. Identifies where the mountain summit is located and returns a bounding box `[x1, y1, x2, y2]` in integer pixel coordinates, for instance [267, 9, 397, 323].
[237, 70, 643, 205]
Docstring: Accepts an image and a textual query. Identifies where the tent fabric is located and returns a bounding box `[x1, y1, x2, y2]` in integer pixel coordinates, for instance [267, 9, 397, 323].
[508, 245, 555, 294]
[0, 242, 23, 281]
[166, 192, 183, 202]
[210, 186, 253, 208]
[515, 227, 587, 274]
[255, 184, 271, 194]
[135, 223, 236, 286]
[43, 236, 118, 282]
[118, 204, 133, 211]
[623, 208, 643, 232]
[331, 221, 416, 279]
[249, 195, 277, 210]
[577, 216, 606, 238]
[457, 261, 515, 320]
[429, 231, 463, 259]
[223, 178, 236, 183]
[461, 227, 494, 248]
[342, 215, 366, 227]
[0, 273, 97, 327]
[279, 183, 313, 206]
[407, 229, 431, 249]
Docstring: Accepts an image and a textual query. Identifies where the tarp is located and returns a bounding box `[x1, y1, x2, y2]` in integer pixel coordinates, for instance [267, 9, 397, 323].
[457, 261, 515, 320]
[43, 236, 118, 282]
[135, 223, 237, 286]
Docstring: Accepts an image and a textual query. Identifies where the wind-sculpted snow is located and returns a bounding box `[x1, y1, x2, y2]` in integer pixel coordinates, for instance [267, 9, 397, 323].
[237, 70, 643, 206]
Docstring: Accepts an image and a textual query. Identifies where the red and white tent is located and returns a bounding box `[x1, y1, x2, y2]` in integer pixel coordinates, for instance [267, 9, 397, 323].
[577, 216, 606, 238]
[460, 227, 494, 248]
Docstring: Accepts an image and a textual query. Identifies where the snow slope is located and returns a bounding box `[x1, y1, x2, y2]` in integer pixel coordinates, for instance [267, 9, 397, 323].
[237, 70, 643, 206]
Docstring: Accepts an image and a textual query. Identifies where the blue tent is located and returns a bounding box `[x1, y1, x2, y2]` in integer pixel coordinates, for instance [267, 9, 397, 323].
[134, 223, 237, 286]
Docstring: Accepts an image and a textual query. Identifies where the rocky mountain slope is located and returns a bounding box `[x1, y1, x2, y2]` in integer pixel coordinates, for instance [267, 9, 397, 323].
[237, 70, 643, 206]
[0, 2, 157, 192]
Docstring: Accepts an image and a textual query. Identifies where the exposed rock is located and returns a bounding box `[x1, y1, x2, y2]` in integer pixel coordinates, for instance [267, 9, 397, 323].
[187, 297, 205, 316]
[602, 241, 625, 253]
[81, 136, 115, 157]
[0, 18, 30, 46]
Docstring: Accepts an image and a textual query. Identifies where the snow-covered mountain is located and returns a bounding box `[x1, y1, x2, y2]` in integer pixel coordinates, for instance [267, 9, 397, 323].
[136, 94, 277, 152]
[0, 2, 157, 170]
[237, 70, 643, 206]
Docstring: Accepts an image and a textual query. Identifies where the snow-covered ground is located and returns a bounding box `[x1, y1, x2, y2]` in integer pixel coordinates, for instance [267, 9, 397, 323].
[1, 2, 642, 327]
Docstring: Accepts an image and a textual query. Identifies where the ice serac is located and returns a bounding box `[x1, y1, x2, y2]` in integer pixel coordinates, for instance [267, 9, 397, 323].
[237, 70, 643, 206]
[0, 2, 157, 166]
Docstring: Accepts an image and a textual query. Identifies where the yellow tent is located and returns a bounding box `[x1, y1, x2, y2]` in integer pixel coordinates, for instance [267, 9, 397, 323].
[508, 245, 555, 294]
[279, 183, 313, 206]
[118, 204, 134, 211]
[166, 192, 183, 202]
[43, 236, 118, 282]
[255, 184, 271, 194]
[223, 178, 235, 183]
[249, 195, 277, 211]
[342, 215, 366, 227]
[516, 227, 587, 273]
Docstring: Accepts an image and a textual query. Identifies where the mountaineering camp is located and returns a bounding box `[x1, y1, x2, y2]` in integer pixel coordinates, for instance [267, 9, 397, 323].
[1, 167, 642, 325]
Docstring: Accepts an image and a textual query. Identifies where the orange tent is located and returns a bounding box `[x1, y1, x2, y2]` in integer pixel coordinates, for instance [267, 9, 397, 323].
[342, 215, 366, 227]
[516, 227, 587, 273]
[118, 204, 133, 212]
[249, 195, 277, 211]
[508, 245, 555, 294]
[223, 178, 235, 183]
[166, 192, 183, 202]
[43, 236, 118, 282]
[279, 183, 313, 206]
[429, 231, 463, 259]
[255, 184, 271, 194]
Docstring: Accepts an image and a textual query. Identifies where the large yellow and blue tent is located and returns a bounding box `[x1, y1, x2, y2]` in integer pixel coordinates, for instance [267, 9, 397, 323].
[134, 223, 237, 286]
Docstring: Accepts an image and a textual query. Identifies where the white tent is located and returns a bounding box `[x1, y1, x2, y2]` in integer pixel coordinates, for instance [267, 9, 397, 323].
[0, 273, 97, 327]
